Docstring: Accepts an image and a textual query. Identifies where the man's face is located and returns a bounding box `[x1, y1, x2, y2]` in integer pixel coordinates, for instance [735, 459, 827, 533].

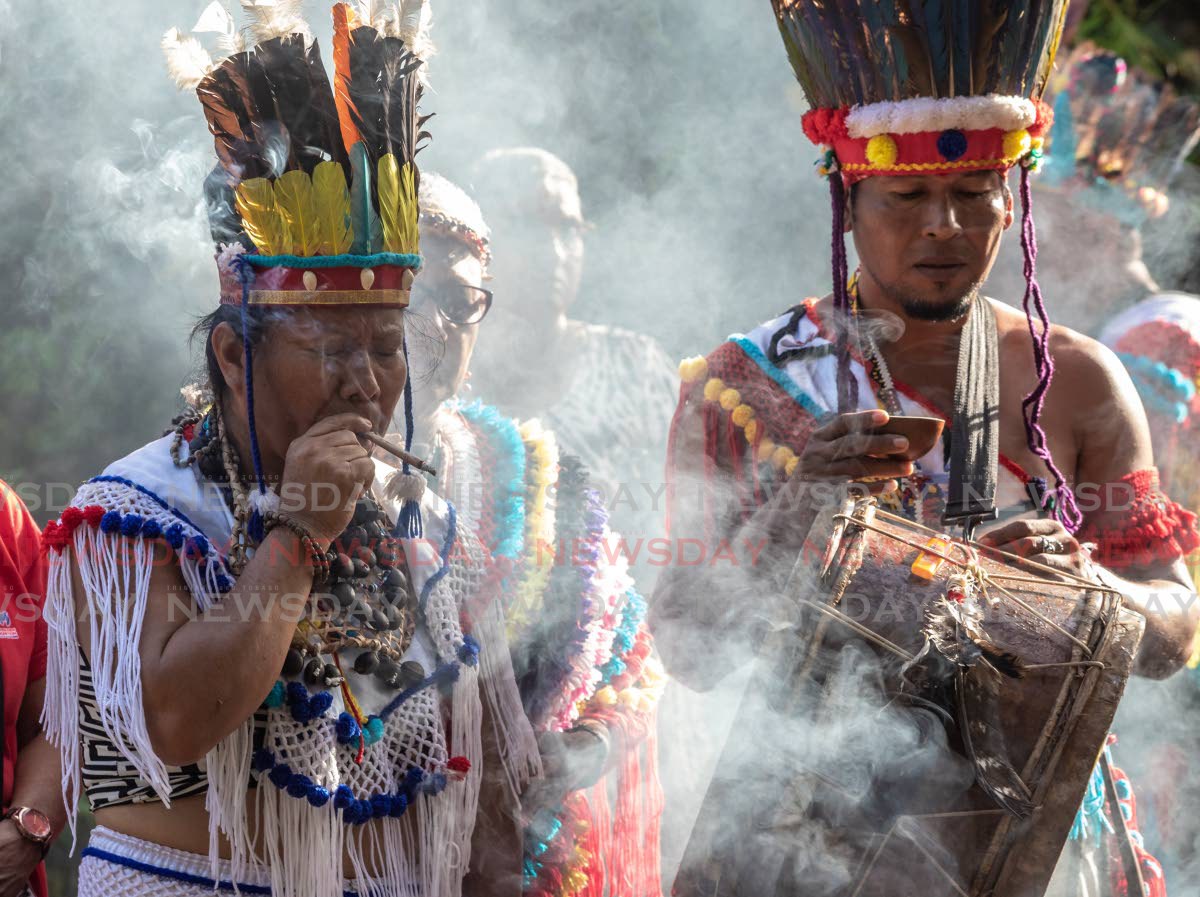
[488, 177, 585, 325]
[849, 170, 1013, 321]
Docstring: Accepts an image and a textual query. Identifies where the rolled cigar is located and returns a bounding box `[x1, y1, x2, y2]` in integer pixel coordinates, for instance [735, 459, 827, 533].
[362, 431, 439, 478]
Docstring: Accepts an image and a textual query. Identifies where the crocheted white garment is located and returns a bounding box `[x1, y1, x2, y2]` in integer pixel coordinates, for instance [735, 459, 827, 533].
[42, 437, 532, 897]
[78, 826, 389, 897]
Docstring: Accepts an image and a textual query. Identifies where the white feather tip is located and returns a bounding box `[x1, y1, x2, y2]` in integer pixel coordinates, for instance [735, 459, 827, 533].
[162, 27, 214, 91]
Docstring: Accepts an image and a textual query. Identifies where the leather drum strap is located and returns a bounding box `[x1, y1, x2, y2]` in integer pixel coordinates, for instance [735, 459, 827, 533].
[943, 299, 1000, 531]
[1100, 751, 1147, 897]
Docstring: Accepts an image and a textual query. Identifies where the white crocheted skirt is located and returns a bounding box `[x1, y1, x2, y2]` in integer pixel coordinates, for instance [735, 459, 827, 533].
[77, 826, 376, 897]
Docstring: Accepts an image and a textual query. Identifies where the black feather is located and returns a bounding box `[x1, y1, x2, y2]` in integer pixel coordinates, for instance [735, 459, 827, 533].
[203, 165, 248, 248]
[345, 26, 425, 170]
[957, 667, 1034, 818]
[197, 58, 269, 180]
[975, 638, 1026, 679]
[196, 34, 347, 182]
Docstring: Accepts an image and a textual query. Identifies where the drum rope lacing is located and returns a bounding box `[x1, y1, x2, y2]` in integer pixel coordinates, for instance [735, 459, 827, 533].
[831, 506, 1123, 660]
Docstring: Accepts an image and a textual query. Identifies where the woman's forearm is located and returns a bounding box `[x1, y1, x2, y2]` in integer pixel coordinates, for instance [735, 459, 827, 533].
[10, 734, 67, 836]
[143, 527, 318, 764]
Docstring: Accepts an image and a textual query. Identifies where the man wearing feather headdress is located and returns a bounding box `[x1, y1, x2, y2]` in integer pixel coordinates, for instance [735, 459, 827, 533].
[649, 2, 1200, 896]
[39, 3, 543, 896]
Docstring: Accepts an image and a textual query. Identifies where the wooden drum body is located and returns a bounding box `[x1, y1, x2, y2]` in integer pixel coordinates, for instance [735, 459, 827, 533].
[675, 497, 1144, 897]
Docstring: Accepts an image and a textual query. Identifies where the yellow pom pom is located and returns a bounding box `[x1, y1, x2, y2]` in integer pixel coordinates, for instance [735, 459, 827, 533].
[566, 870, 589, 893]
[1031, 136, 1045, 153]
[757, 438, 776, 461]
[719, 388, 741, 411]
[1003, 129, 1032, 161]
[618, 687, 641, 708]
[678, 355, 708, 384]
[731, 403, 755, 428]
[772, 445, 795, 469]
[785, 456, 799, 478]
[743, 419, 760, 444]
[594, 686, 618, 707]
[866, 134, 898, 169]
[702, 378, 724, 402]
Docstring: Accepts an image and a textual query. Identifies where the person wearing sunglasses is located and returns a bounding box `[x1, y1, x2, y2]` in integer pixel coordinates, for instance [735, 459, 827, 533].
[392, 173, 666, 897]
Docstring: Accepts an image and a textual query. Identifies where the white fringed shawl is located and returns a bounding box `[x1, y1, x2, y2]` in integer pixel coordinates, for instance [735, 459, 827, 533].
[41, 436, 538, 897]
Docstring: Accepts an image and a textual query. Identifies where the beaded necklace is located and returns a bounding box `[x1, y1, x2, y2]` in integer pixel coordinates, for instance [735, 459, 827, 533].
[168, 405, 429, 697]
[848, 277, 945, 525]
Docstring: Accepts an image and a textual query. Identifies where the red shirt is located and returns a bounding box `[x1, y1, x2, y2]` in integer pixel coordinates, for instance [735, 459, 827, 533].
[0, 481, 48, 897]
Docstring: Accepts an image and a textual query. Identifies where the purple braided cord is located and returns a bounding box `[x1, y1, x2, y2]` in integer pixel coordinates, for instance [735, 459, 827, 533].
[1018, 166, 1082, 530]
[830, 174, 858, 414]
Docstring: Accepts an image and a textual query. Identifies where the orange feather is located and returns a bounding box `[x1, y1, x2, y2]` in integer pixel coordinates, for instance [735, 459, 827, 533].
[332, 3, 362, 153]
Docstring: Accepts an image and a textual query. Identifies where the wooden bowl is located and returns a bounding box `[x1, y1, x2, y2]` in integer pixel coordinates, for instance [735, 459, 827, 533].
[871, 415, 945, 461]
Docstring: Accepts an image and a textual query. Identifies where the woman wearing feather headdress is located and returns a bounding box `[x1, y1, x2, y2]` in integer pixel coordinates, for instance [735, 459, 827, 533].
[650, 2, 1200, 895]
[382, 172, 667, 897]
[38, 3, 540, 896]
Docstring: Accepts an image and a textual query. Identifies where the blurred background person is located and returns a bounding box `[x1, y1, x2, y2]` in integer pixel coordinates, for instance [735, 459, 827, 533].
[399, 172, 666, 897]
[468, 148, 679, 548]
[1097, 294, 1200, 887]
[1, 481, 64, 897]
[989, 43, 1200, 335]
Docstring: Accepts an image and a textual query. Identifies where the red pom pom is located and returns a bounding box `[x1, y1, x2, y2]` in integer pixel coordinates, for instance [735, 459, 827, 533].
[61, 506, 85, 531]
[182, 423, 196, 442]
[1030, 99, 1055, 137]
[41, 521, 69, 553]
[446, 756, 471, 773]
[631, 641, 652, 661]
[83, 505, 106, 527]
[801, 106, 850, 146]
[611, 673, 632, 691]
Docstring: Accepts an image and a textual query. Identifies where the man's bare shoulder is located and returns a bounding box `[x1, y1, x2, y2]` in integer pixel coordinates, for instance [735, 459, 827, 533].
[989, 298, 1129, 395]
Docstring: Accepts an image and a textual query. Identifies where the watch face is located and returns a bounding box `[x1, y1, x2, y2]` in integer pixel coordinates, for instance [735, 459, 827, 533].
[17, 808, 51, 841]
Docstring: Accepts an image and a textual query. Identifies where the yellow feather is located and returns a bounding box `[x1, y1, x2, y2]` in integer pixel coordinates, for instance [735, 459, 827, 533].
[398, 162, 419, 254]
[235, 178, 290, 256]
[377, 154, 403, 254]
[273, 170, 321, 258]
[312, 161, 353, 256]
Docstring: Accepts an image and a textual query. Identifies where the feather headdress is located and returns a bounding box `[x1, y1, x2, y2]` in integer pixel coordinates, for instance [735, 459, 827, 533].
[166, 1, 433, 307]
[770, 0, 1082, 528]
[773, 0, 1068, 181]
[166, 1, 435, 534]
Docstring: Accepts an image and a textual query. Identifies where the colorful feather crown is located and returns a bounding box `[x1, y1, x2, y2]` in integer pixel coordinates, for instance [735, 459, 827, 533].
[166, 1, 433, 307]
[1043, 44, 1200, 223]
[772, 0, 1068, 182]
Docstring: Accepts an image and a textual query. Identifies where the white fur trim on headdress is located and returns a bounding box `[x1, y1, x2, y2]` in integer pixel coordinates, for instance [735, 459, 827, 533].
[845, 95, 1037, 138]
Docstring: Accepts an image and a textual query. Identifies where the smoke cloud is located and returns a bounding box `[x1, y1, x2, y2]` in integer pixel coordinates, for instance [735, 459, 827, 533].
[2, 1, 1199, 895]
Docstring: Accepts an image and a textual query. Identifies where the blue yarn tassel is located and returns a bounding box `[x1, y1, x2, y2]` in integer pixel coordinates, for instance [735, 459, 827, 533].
[235, 257, 271, 515]
[396, 336, 423, 538]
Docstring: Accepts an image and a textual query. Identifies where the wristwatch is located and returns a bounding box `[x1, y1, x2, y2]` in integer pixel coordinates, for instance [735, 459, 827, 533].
[3, 807, 53, 857]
